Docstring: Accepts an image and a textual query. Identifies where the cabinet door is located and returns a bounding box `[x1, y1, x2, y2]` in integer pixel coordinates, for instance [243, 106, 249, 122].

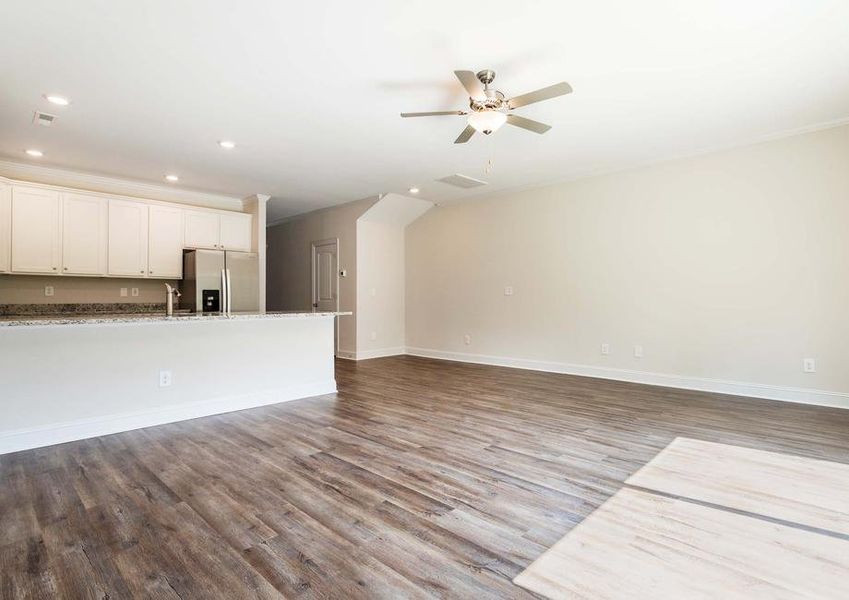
[11, 186, 62, 274]
[148, 205, 184, 278]
[108, 200, 149, 277]
[220, 213, 252, 251]
[184, 211, 220, 249]
[62, 193, 108, 275]
[0, 186, 10, 273]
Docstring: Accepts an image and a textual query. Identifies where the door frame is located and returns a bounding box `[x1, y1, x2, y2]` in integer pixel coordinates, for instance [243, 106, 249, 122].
[310, 238, 340, 354]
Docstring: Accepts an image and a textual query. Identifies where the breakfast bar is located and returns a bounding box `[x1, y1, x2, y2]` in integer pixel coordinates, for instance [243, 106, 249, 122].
[0, 311, 343, 454]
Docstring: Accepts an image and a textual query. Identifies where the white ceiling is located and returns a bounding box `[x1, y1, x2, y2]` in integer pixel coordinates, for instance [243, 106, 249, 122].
[2, 1, 848, 223]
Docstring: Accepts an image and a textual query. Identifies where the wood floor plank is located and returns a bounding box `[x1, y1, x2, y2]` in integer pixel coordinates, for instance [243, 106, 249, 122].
[2, 355, 848, 598]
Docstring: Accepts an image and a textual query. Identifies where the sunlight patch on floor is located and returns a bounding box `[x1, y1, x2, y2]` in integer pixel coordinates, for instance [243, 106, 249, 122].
[514, 437, 849, 599]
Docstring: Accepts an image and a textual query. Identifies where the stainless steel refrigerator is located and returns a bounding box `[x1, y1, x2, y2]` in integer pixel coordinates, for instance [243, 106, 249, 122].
[182, 249, 259, 313]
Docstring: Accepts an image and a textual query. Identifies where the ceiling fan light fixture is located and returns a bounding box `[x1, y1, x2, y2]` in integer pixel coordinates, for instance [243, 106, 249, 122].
[467, 110, 507, 135]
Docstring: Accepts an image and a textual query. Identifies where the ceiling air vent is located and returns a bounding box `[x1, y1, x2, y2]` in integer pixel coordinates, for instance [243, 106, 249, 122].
[33, 111, 57, 126]
[436, 173, 488, 188]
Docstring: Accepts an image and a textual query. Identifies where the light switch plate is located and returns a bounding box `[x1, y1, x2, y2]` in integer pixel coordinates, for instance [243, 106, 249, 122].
[634, 344, 644, 358]
[120, 287, 128, 297]
[803, 358, 816, 373]
[131, 288, 139, 297]
[601, 343, 610, 355]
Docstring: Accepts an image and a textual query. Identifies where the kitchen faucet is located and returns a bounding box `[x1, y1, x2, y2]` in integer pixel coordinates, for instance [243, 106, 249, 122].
[164, 283, 182, 317]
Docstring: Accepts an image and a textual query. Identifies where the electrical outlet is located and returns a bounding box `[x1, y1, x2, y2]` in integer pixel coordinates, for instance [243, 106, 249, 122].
[131, 287, 139, 297]
[370, 331, 377, 341]
[44, 285, 54, 297]
[120, 287, 128, 297]
[634, 344, 644, 358]
[159, 370, 172, 387]
[601, 343, 610, 355]
[504, 286, 514, 296]
[803, 358, 816, 373]
[464, 334, 471, 345]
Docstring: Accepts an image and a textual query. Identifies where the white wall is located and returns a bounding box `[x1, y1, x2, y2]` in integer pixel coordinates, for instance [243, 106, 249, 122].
[356, 194, 431, 359]
[266, 197, 376, 355]
[0, 317, 336, 454]
[406, 124, 849, 406]
[356, 219, 406, 358]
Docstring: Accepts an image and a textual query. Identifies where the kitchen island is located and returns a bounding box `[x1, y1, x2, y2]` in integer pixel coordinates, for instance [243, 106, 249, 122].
[0, 311, 346, 454]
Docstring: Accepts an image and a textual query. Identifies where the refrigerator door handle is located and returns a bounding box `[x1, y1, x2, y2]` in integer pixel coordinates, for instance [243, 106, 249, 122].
[226, 268, 232, 314]
[220, 268, 228, 314]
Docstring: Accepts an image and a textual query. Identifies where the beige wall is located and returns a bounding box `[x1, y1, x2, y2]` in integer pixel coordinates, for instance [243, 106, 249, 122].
[355, 193, 431, 358]
[356, 219, 406, 356]
[0, 275, 175, 305]
[406, 124, 849, 397]
[266, 197, 376, 355]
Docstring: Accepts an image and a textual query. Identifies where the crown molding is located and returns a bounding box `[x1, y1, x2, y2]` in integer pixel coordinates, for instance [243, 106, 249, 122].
[0, 159, 244, 211]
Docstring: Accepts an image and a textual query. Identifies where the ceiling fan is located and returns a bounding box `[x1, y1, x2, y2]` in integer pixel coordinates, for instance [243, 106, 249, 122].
[401, 69, 572, 144]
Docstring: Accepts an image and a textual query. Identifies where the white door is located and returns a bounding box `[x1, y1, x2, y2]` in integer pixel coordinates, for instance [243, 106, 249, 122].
[219, 213, 252, 251]
[311, 239, 338, 312]
[11, 186, 62, 274]
[62, 193, 108, 275]
[148, 205, 184, 278]
[108, 200, 149, 277]
[0, 185, 10, 273]
[184, 211, 221, 249]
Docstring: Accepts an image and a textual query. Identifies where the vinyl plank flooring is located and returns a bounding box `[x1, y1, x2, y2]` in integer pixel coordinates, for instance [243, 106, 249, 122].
[2, 355, 849, 598]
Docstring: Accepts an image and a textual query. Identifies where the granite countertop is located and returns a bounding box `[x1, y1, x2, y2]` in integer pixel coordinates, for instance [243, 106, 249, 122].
[0, 311, 352, 328]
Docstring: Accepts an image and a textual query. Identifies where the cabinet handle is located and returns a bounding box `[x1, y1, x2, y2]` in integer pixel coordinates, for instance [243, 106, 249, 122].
[140, 270, 144, 274]
[63, 267, 68, 271]
[52, 267, 57, 271]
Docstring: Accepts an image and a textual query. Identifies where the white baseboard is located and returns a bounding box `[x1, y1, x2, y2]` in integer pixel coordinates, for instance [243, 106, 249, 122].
[404, 347, 849, 410]
[0, 380, 337, 455]
[355, 347, 406, 360]
[336, 347, 405, 361]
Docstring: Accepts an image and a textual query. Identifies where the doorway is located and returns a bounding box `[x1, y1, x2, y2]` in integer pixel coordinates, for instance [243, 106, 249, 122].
[311, 238, 339, 353]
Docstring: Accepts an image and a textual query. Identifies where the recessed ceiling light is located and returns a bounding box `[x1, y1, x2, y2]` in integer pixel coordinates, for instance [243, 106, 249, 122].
[43, 94, 70, 106]
[25, 149, 44, 157]
[218, 140, 236, 149]
[408, 187, 420, 194]
[165, 174, 179, 182]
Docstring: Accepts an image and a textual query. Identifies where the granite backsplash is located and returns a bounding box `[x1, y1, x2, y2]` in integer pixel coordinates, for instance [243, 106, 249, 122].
[0, 303, 172, 316]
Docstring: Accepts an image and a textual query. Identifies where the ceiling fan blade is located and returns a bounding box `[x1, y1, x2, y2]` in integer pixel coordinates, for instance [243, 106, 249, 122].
[507, 82, 572, 109]
[454, 70, 486, 100]
[401, 110, 466, 118]
[506, 114, 552, 134]
[454, 125, 476, 144]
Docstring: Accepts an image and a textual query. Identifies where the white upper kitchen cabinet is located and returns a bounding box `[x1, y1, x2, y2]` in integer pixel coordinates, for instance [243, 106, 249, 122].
[11, 186, 62, 274]
[0, 185, 10, 273]
[219, 212, 252, 251]
[184, 210, 221, 249]
[148, 205, 184, 278]
[108, 199, 149, 277]
[62, 193, 108, 275]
